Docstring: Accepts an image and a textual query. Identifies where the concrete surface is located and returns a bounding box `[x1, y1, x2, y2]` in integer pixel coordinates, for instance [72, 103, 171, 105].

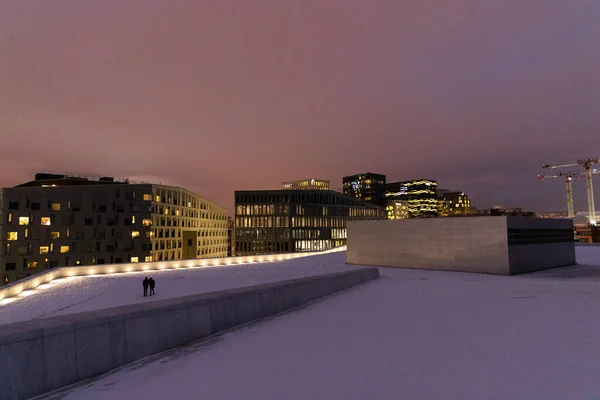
[0, 266, 378, 400]
[347, 217, 575, 275]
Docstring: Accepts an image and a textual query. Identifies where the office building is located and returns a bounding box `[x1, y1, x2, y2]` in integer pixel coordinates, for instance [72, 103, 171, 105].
[282, 179, 329, 191]
[0, 173, 228, 285]
[438, 190, 473, 217]
[234, 189, 386, 255]
[342, 173, 386, 206]
[385, 179, 438, 217]
[386, 199, 410, 220]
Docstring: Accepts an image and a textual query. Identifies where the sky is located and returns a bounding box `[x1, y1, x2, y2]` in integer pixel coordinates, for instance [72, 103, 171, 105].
[1, 0, 599, 214]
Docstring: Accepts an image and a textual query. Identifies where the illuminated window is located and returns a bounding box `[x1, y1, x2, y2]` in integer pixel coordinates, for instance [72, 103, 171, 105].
[39, 246, 49, 255]
[6, 232, 17, 241]
[27, 261, 38, 269]
[145, 256, 153, 262]
[60, 245, 70, 254]
[66, 228, 71, 238]
[132, 216, 136, 224]
[131, 256, 139, 263]
[155, 195, 161, 202]
[7, 213, 12, 223]
[50, 231, 60, 239]
[75, 260, 82, 265]
[143, 194, 152, 201]
[41, 217, 51, 226]
[131, 231, 140, 238]
[142, 219, 152, 226]
[19, 217, 29, 225]
[51, 203, 61, 211]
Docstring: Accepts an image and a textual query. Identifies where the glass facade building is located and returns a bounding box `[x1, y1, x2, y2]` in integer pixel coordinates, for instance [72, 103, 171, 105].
[235, 190, 386, 255]
[281, 179, 329, 191]
[385, 179, 438, 217]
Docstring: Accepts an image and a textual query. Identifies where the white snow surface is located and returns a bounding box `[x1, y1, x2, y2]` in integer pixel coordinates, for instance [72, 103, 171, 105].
[46, 246, 600, 400]
[0, 254, 360, 325]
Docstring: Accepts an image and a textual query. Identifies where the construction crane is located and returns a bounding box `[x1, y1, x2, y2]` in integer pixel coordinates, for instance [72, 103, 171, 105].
[537, 171, 579, 218]
[542, 158, 600, 225]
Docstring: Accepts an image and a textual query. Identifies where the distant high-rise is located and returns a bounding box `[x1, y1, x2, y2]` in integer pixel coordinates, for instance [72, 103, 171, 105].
[386, 179, 438, 217]
[234, 189, 386, 255]
[342, 173, 386, 206]
[282, 179, 329, 191]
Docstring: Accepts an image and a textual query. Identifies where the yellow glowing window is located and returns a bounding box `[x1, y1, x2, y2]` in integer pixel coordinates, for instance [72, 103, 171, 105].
[149, 231, 155, 238]
[7, 213, 12, 223]
[6, 232, 18, 240]
[155, 195, 160, 202]
[60, 245, 70, 254]
[164, 208, 169, 215]
[39, 246, 49, 255]
[131, 231, 140, 238]
[19, 217, 29, 225]
[27, 261, 38, 269]
[41, 217, 51, 226]
[50, 231, 60, 239]
[145, 256, 153, 262]
[51, 203, 61, 211]
[142, 219, 152, 226]
[131, 256, 139, 263]
[143, 194, 152, 201]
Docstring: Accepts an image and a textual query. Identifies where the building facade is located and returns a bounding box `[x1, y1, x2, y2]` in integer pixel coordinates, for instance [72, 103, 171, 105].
[234, 189, 386, 255]
[342, 173, 387, 206]
[385, 179, 438, 217]
[437, 191, 473, 217]
[0, 174, 228, 285]
[282, 179, 329, 191]
[386, 199, 410, 220]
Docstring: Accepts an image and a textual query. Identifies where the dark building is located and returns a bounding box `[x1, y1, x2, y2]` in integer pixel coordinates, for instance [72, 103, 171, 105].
[479, 207, 535, 217]
[385, 179, 438, 217]
[342, 173, 386, 206]
[437, 190, 474, 217]
[234, 190, 386, 255]
[576, 226, 600, 243]
[227, 216, 235, 257]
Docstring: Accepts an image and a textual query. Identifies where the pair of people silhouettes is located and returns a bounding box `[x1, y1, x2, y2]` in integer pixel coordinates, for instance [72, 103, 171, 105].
[142, 277, 155, 297]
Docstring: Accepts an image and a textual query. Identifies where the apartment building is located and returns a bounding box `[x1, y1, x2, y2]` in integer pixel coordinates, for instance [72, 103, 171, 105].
[0, 174, 228, 285]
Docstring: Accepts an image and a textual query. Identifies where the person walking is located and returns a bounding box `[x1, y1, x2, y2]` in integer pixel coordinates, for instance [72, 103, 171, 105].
[143, 277, 149, 297]
[149, 277, 156, 296]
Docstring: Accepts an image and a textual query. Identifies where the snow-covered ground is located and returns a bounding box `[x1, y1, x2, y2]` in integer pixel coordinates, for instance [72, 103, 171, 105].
[45, 246, 600, 400]
[0, 253, 358, 325]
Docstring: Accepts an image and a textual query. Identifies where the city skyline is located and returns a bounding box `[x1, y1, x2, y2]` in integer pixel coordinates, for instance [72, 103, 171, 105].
[1, 1, 599, 214]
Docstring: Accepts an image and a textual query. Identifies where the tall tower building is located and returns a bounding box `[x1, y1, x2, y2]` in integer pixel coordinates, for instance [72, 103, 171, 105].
[342, 173, 386, 206]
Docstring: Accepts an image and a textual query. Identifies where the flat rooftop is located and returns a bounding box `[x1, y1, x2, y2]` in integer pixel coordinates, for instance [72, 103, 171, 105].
[42, 245, 600, 400]
[0, 253, 356, 325]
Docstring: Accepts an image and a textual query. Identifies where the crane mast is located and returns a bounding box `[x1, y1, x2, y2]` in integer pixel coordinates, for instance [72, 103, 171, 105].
[541, 158, 599, 225]
[538, 171, 577, 218]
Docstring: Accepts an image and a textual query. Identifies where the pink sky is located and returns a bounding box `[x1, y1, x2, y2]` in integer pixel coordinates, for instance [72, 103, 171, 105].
[1, 1, 599, 213]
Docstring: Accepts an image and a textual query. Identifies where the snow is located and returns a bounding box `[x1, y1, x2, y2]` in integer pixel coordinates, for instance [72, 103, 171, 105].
[0, 253, 358, 325]
[47, 246, 600, 400]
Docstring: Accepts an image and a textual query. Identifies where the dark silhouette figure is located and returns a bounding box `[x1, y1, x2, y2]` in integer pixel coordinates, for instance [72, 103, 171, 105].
[143, 277, 149, 297]
[149, 278, 155, 296]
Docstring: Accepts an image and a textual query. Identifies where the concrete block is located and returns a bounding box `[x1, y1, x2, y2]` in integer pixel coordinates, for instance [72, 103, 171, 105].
[347, 217, 574, 275]
[172, 307, 191, 346]
[156, 311, 176, 352]
[256, 289, 275, 318]
[109, 319, 128, 368]
[236, 293, 259, 325]
[209, 297, 239, 333]
[43, 331, 77, 392]
[125, 314, 160, 363]
[75, 324, 111, 380]
[188, 304, 212, 339]
[0, 337, 44, 400]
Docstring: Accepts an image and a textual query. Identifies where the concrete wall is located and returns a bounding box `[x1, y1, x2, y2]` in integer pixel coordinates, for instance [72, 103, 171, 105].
[0, 246, 347, 302]
[0, 266, 378, 400]
[347, 217, 575, 275]
[347, 217, 510, 274]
